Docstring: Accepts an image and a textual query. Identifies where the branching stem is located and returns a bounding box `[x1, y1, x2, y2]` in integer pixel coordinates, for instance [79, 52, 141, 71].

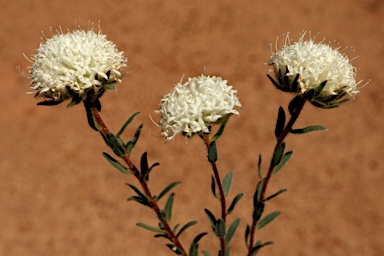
[89, 101, 187, 256]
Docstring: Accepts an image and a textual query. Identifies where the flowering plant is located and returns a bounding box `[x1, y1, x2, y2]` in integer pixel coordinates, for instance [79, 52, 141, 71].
[23, 27, 364, 256]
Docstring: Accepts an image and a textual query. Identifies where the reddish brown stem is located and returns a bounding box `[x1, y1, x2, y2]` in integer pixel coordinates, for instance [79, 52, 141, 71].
[203, 135, 227, 256]
[89, 102, 187, 256]
[247, 98, 306, 256]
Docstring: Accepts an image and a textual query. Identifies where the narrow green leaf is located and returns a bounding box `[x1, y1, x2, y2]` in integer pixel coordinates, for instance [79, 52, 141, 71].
[211, 175, 219, 198]
[211, 116, 229, 142]
[125, 123, 143, 154]
[314, 80, 327, 96]
[245, 224, 251, 247]
[156, 182, 181, 202]
[257, 154, 263, 181]
[145, 162, 160, 182]
[202, 250, 212, 256]
[165, 193, 175, 222]
[275, 106, 286, 139]
[84, 102, 98, 131]
[222, 172, 233, 197]
[250, 241, 273, 255]
[204, 209, 217, 232]
[215, 218, 226, 237]
[102, 152, 129, 174]
[227, 193, 245, 214]
[176, 220, 198, 238]
[66, 96, 82, 108]
[166, 244, 183, 255]
[140, 152, 149, 180]
[273, 150, 293, 174]
[189, 232, 208, 256]
[127, 196, 151, 208]
[173, 223, 180, 234]
[257, 211, 281, 230]
[208, 141, 218, 163]
[253, 182, 263, 207]
[136, 222, 165, 233]
[271, 142, 285, 167]
[291, 125, 327, 134]
[126, 183, 147, 201]
[225, 218, 240, 245]
[116, 112, 140, 138]
[264, 189, 287, 201]
[252, 202, 265, 222]
[103, 132, 126, 157]
[37, 99, 64, 106]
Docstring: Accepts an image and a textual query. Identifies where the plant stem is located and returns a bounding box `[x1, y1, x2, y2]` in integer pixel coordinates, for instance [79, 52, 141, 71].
[247, 97, 306, 256]
[89, 102, 187, 256]
[203, 135, 227, 256]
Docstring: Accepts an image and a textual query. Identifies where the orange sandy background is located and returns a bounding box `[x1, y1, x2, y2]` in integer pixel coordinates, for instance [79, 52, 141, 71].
[1, 0, 383, 255]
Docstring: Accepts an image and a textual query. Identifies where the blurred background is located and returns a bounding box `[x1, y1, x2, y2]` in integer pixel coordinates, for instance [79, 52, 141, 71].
[1, 0, 383, 255]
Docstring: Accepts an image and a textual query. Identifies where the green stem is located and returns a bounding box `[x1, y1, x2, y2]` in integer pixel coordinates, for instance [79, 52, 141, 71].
[247, 97, 306, 256]
[89, 102, 187, 256]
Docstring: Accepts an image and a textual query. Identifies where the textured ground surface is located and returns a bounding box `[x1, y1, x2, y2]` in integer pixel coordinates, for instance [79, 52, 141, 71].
[1, 0, 384, 255]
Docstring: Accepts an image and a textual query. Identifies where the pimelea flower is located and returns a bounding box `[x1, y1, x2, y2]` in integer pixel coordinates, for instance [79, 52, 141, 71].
[268, 33, 360, 108]
[26, 26, 127, 105]
[157, 75, 242, 141]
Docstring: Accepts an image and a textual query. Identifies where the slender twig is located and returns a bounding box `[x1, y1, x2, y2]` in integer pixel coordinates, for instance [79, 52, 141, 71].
[90, 102, 187, 256]
[247, 97, 306, 256]
[203, 135, 227, 256]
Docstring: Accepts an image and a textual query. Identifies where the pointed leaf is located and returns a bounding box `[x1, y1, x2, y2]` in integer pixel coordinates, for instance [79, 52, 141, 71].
[211, 175, 219, 198]
[136, 222, 165, 233]
[257, 211, 281, 230]
[250, 241, 273, 255]
[264, 189, 287, 201]
[37, 99, 64, 106]
[245, 224, 251, 247]
[125, 123, 143, 154]
[225, 218, 240, 244]
[291, 125, 327, 134]
[211, 116, 229, 142]
[127, 196, 151, 208]
[204, 209, 217, 232]
[116, 112, 140, 138]
[208, 141, 218, 163]
[176, 220, 198, 238]
[102, 152, 129, 174]
[103, 83, 117, 91]
[165, 193, 175, 221]
[146, 162, 160, 182]
[257, 154, 263, 180]
[84, 102, 98, 131]
[273, 150, 293, 174]
[156, 182, 181, 202]
[271, 142, 285, 167]
[189, 232, 208, 256]
[222, 172, 233, 197]
[126, 183, 147, 201]
[275, 107, 286, 139]
[227, 193, 245, 214]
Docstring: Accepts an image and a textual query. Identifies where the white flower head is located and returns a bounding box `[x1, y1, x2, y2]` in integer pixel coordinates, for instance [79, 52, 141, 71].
[157, 75, 242, 141]
[27, 25, 127, 104]
[268, 32, 361, 108]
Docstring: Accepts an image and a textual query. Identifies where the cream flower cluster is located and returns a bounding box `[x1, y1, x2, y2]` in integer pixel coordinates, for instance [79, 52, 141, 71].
[268, 34, 359, 108]
[29, 28, 127, 101]
[157, 75, 242, 141]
